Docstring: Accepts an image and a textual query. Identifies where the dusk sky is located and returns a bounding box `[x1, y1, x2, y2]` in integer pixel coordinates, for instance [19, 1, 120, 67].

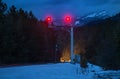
[3, 0, 120, 20]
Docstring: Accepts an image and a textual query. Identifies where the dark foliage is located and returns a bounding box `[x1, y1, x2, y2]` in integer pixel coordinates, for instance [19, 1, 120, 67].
[0, 1, 59, 65]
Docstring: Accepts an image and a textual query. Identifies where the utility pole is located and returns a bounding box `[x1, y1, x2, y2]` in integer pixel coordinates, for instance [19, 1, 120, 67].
[46, 16, 75, 63]
[70, 26, 74, 63]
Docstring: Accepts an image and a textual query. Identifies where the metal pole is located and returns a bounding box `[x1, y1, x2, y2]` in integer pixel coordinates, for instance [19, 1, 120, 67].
[70, 27, 74, 63]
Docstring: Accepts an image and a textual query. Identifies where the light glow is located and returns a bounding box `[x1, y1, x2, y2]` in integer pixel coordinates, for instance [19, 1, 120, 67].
[46, 17, 52, 22]
[65, 16, 71, 23]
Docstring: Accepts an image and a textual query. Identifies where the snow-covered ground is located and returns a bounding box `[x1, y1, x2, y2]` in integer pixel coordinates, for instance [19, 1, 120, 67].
[0, 63, 120, 79]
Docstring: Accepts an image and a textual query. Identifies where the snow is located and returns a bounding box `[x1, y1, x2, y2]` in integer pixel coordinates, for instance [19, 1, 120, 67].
[0, 63, 120, 79]
[85, 13, 97, 18]
[75, 21, 80, 25]
[97, 11, 107, 16]
[82, 11, 109, 20]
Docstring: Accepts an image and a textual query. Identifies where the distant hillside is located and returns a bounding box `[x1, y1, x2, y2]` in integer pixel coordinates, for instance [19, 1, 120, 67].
[75, 12, 120, 70]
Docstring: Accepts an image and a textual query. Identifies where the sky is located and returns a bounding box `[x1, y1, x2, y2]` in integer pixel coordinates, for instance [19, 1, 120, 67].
[2, 0, 120, 20]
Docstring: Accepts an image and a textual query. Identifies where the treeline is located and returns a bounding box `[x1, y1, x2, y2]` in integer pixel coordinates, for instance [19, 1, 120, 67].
[75, 13, 120, 70]
[0, 0, 60, 65]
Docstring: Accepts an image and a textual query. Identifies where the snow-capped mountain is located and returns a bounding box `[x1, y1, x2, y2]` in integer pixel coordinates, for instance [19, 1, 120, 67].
[82, 11, 108, 19]
[74, 10, 110, 26]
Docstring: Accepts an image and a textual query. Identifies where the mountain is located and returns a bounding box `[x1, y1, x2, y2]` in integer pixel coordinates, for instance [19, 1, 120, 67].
[75, 11, 110, 26]
[82, 10, 109, 20]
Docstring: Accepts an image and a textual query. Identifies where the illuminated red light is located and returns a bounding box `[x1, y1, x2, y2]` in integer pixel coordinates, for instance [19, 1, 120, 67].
[66, 17, 70, 21]
[46, 16, 52, 22]
[65, 16, 71, 23]
[47, 17, 51, 21]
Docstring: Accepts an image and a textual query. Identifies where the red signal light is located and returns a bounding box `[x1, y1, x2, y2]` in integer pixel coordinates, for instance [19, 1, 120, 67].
[46, 16, 52, 22]
[66, 17, 70, 21]
[65, 16, 71, 23]
[47, 17, 51, 21]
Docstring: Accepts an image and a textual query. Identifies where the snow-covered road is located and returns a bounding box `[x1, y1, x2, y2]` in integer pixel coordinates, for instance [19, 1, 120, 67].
[0, 63, 119, 79]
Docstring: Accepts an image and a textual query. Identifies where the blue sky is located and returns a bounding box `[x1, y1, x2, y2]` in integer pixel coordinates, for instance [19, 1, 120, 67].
[3, 0, 120, 20]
